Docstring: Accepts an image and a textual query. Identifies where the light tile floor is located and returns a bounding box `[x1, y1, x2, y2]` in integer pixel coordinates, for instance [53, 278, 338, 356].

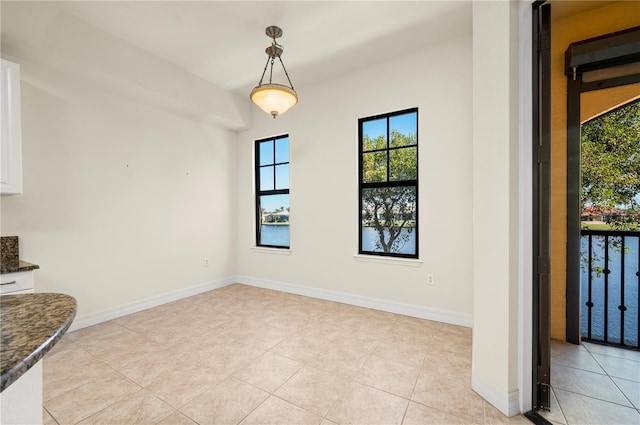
[539, 339, 640, 425]
[43, 284, 531, 425]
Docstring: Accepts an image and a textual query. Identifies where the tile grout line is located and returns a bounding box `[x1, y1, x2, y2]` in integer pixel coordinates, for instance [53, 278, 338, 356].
[397, 332, 479, 425]
[45, 284, 478, 425]
[400, 333, 431, 425]
[234, 391, 271, 425]
[272, 393, 328, 423]
[252, 357, 321, 418]
[584, 342, 640, 363]
[588, 344, 640, 413]
[553, 386, 639, 410]
[45, 350, 143, 425]
[43, 405, 61, 425]
[323, 340, 375, 423]
[256, 331, 357, 422]
[549, 386, 569, 425]
[550, 360, 607, 375]
[551, 362, 633, 408]
[151, 403, 178, 425]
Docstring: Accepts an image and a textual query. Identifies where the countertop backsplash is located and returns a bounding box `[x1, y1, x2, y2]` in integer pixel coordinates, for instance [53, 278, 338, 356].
[1, 236, 19, 273]
[0, 236, 39, 274]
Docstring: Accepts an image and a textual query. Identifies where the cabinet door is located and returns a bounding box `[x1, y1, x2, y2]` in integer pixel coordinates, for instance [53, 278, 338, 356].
[1, 59, 23, 195]
[0, 271, 34, 294]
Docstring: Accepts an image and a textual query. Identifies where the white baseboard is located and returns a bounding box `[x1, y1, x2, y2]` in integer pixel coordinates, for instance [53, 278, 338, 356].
[68, 276, 236, 331]
[69, 274, 473, 332]
[235, 275, 473, 328]
[472, 375, 521, 417]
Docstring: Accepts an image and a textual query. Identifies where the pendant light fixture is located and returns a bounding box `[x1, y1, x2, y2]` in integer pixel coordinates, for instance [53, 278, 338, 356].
[250, 26, 298, 119]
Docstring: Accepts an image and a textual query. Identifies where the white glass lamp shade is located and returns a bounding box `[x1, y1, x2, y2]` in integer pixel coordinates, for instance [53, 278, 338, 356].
[250, 84, 298, 118]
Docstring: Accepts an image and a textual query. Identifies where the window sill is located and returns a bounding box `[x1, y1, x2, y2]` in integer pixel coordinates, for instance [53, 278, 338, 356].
[353, 254, 422, 267]
[251, 246, 292, 255]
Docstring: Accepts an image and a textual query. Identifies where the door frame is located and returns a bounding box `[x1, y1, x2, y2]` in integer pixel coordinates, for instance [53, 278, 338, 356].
[565, 27, 640, 344]
[531, 0, 552, 412]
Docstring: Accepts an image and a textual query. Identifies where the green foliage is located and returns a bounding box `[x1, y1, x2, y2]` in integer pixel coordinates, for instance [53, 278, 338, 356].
[580, 222, 613, 231]
[362, 148, 387, 183]
[362, 187, 416, 253]
[581, 100, 640, 230]
[361, 129, 417, 253]
[362, 131, 417, 183]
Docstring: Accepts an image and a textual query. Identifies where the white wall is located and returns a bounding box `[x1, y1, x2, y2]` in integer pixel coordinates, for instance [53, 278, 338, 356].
[236, 34, 474, 325]
[471, 1, 529, 416]
[0, 3, 534, 415]
[0, 56, 239, 325]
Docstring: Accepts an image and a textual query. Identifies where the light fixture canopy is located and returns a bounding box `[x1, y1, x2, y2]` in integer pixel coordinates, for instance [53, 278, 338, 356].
[250, 26, 298, 118]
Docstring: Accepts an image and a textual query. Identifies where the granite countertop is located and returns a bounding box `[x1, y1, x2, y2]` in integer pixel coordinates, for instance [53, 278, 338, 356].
[0, 260, 40, 274]
[0, 293, 77, 392]
[0, 235, 40, 274]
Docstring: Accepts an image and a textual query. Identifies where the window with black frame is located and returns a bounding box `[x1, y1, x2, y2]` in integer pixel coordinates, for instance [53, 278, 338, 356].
[255, 135, 290, 248]
[359, 108, 418, 258]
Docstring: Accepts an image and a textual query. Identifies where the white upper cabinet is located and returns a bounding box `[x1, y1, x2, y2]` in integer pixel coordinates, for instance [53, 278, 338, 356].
[1, 59, 23, 195]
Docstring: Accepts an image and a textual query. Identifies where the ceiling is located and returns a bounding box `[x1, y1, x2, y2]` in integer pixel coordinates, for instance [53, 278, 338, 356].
[1, 1, 472, 96]
[2, 1, 620, 99]
[550, 0, 616, 20]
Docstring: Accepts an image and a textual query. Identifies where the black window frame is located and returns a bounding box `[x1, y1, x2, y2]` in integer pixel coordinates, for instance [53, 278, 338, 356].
[358, 108, 419, 259]
[255, 134, 290, 249]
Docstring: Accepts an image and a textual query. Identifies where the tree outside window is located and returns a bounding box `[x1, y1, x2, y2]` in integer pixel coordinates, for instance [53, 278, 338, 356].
[581, 99, 640, 230]
[359, 109, 418, 257]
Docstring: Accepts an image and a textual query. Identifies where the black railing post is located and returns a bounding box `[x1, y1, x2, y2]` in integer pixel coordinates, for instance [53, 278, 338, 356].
[620, 236, 626, 346]
[604, 234, 610, 343]
[581, 229, 640, 350]
[587, 233, 593, 340]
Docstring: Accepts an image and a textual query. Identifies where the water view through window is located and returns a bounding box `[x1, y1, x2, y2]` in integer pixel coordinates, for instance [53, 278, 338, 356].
[359, 108, 418, 258]
[259, 193, 289, 247]
[580, 99, 640, 348]
[580, 234, 639, 347]
[256, 135, 290, 248]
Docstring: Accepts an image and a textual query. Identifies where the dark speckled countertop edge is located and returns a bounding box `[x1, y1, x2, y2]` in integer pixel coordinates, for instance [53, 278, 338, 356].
[0, 294, 77, 392]
[0, 260, 40, 275]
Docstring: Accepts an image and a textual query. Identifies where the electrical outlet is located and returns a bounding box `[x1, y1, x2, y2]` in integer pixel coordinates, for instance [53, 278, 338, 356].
[427, 274, 434, 285]
[204, 258, 209, 267]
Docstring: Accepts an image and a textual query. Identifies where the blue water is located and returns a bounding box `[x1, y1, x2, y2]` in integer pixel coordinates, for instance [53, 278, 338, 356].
[262, 226, 639, 345]
[259, 225, 416, 254]
[361, 227, 416, 255]
[260, 225, 289, 247]
[581, 235, 640, 346]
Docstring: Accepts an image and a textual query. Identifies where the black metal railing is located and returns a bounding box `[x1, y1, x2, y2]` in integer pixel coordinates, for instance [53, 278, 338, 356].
[581, 229, 640, 349]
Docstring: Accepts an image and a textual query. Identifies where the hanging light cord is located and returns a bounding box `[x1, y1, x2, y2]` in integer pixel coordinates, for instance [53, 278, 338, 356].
[255, 37, 295, 91]
[278, 55, 295, 91]
[256, 56, 271, 87]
